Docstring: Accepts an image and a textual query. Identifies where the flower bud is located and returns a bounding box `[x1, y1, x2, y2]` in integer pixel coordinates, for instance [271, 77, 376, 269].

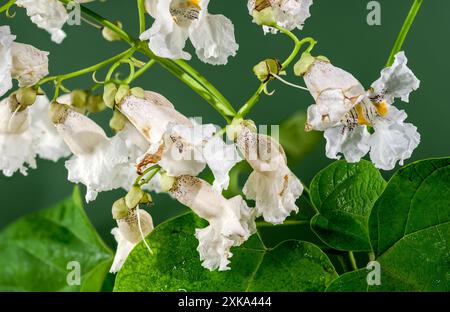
[226, 117, 243, 141]
[139, 192, 153, 205]
[130, 87, 145, 99]
[112, 197, 128, 220]
[103, 82, 117, 109]
[115, 84, 130, 105]
[159, 172, 176, 193]
[294, 52, 316, 77]
[102, 21, 123, 42]
[251, 0, 276, 26]
[86, 94, 106, 113]
[50, 101, 70, 124]
[125, 186, 145, 209]
[71, 90, 88, 112]
[14, 87, 37, 107]
[253, 58, 282, 83]
[109, 109, 127, 132]
[294, 53, 330, 77]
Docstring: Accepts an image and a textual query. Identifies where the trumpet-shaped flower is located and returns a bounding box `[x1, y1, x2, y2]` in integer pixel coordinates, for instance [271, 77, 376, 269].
[0, 95, 69, 176]
[141, 0, 238, 65]
[170, 175, 256, 271]
[302, 52, 420, 170]
[0, 26, 49, 97]
[236, 126, 303, 224]
[110, 208, 154, 273]
[0, 97, 36, 176]
[53, 104, 135, 202]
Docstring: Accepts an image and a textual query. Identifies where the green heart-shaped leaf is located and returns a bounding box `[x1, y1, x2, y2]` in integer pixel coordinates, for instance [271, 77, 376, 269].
[310, 160, 386, 251]
[114, 213, 338, 291]
[0, 188, 113, 291]
[327, 158, 450, 291]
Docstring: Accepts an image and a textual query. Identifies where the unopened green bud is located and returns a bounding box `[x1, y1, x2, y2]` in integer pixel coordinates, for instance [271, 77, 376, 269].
[125, 186, 145, 209]
[15, 87, 37, 107]
[86, 94, 106, 113]
[130, 87, 145, 99]
[294, 52, 316, 77]
[71, 90, 88, 110]
[109, 110, 127, 132]
[115, 84, 130, 105]
[139, 192, 153, 205]
[103, 82, 117, 109]
[50, 101, 70, 124]
[160, 172, 176, 193]
[226, 117, 244, 141]
[252, 0, 275, 26]
[253, 58, 282, 83]
[102, 21, 123, 42]
[112, 198, 128, 220]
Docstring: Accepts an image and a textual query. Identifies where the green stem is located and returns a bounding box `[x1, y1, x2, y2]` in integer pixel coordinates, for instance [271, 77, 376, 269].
[0, 0, 15, 13]
[386, 0, 423, 67]
[37, 47, 136, 87]
[139, 167, 161, 186]
[137, 0, 146, 34]
[174, 60, 236, 116]
[131, 59, 156, 82]
[236, 33, 316, 119]
[134, 164, 160, 186]
[59, 0, 135, 44]
[348, 251, 358, 271]
[57, 0, 235, 122]
[140, 45, 233, 122]
[275, 25, 317, 69]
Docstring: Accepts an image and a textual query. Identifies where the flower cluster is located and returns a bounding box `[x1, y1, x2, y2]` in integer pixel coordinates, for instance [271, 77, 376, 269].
[1, 0, 423, 274]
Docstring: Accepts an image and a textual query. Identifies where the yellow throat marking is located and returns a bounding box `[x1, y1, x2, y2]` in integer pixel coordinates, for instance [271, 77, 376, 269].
[374, 101, 389, 117]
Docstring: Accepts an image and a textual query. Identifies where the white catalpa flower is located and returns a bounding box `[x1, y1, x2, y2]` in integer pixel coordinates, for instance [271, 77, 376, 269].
[52, 104, 135, 202]
[110, 208, 154, 273]
[247, 0, 313, 34]
[15, 0, 69, 43]
[236, 126, 303, 224]
[170, 176, 256, 271]
[0, 94, 69, 176]
[141, 0, 238, 65]
[302, 52, 420, 170]
[0, 26, 15, 97]
[0, 26, 49, 96]
[0, 97, 36, 176]
[119, 92, 241, 192]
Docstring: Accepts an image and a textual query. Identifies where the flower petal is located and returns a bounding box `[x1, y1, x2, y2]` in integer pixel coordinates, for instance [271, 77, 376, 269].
[16, 0, 68, 43]
[0, 26, 14, 97]
[369, 107, 420, 170]
[171, 176, 256, 270]
[190, 13, 238, 65]
[11, 43, 49, 87]
[371, 51, 420, 104]
[110, 227, 136, 273]
[140, 0, 191, 60]
[323, 125, 371, 162]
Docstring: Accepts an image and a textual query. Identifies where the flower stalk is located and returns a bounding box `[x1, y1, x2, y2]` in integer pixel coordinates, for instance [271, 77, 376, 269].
[386, 0, 423, 67]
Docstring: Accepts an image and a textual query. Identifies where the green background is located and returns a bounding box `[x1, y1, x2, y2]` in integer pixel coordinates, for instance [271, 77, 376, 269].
[1, 0, 449, 247]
